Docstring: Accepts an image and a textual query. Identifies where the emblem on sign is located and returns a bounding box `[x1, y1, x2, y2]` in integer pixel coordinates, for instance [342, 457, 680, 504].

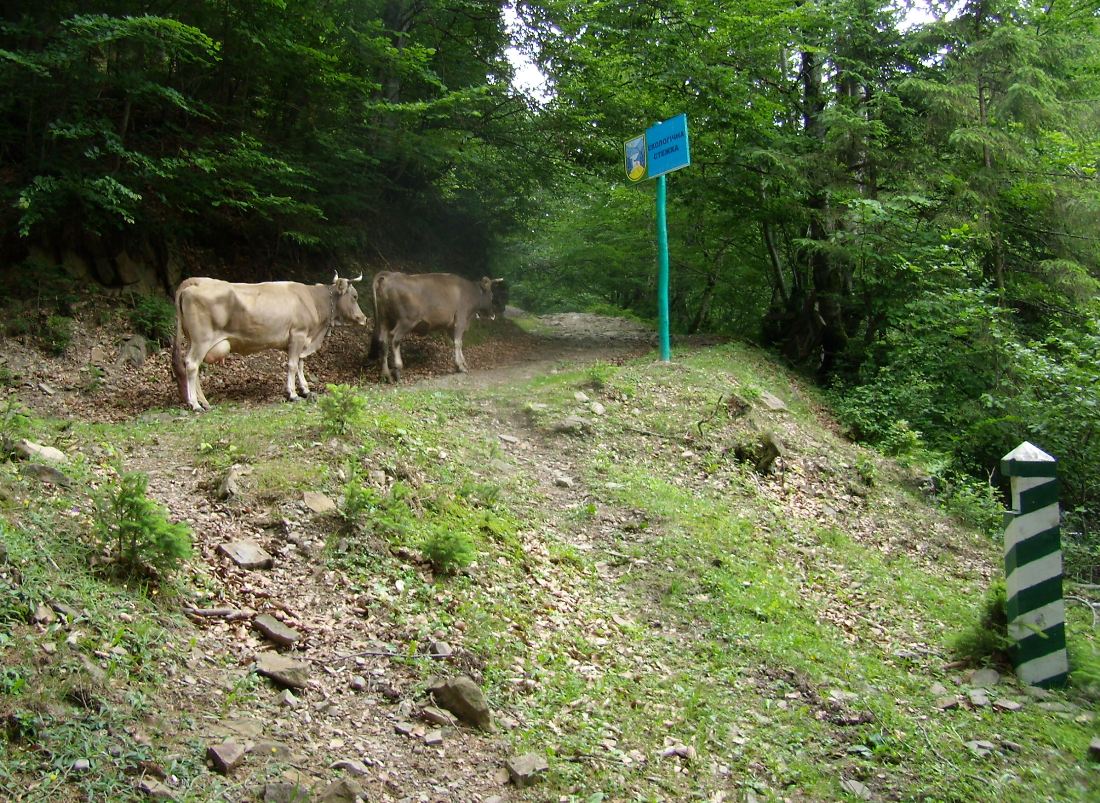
[625, 134, 647, 182]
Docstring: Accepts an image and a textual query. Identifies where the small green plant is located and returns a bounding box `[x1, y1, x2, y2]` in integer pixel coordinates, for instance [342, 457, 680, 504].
[422, 526, 476, 576]
[855, 454, 877, 486]
[949, 580, 1013, 665]
[881, 419, 923, 456]
[943, 475, 1003, 535]
[341, 463, 381, 527]
[81, 363, 106, 393]
[128, 294, 176, 347]
[41, 314, 73, 355]
[94, 472, 192, 579]
[319, 384, 366, 436]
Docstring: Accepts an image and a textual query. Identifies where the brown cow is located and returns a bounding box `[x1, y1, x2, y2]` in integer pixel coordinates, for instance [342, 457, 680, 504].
[369, 272, 507, 382]
[172, 273, 367, 410]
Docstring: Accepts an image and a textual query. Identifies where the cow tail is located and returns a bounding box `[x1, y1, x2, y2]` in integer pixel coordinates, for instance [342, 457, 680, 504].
[368, 272, 385, 361]
[171, 285, 188, 403]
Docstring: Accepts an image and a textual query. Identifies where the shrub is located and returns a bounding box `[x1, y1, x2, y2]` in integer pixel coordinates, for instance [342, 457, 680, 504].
[319, 384, 366, 436]
[949, 580, 1012, 665]
[129, 294, 176, 346]
[94, 472, 192, 578]
[422, 526, 476, 576]
[41, 314, 74, 355]
[340, 463, 382, 527]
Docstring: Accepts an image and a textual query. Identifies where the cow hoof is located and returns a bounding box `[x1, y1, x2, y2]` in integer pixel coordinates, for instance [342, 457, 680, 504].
[287, 394, 302, 403]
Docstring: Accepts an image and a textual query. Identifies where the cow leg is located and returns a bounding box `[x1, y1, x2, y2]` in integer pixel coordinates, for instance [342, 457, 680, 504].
[185, 341, 220, 411]
[286, 356, 303, 401]
[286, 339, 305, 401]
[392, 340, 404, 382]
[379, 327, 394, 383]
[452, 324, 469, 373]
[389, 321, 417, 383]
[296, 360, 311, 398]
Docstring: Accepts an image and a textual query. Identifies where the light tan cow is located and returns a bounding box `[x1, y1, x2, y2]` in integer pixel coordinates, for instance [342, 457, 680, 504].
[172, 273, 367, 411]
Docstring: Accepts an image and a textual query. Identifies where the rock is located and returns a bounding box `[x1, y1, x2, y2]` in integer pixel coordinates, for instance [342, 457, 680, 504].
[394, 721, 415, 737]
[969, 668, 1001, 688]
[38, 382, 56, 396]
[421, 705, 455, 727]
[253, 614, 301, 648]
[758, 391, 788, 412]
[32, 603, 58, 625]
[217, 465, 245, 500]
[206, 741, 245, 774]
[255, 652, 309, 689]
[929, 682, 948, 697]
[840, 779, 871, 799]
[263, 782, 311, 803]
[423, 729, 444, 746]
[71, 758, 91, 772]
[993, 698, 1022, 712]
[137, 778, 175, 800]
[279, 690, 299, 707]
[251, 741, 294, 762]
[590, 401, 606, 416]
[429, 676, 493, 731]
[553, 475, 574, 488]
[498, 434, 519, 444]
[331, 758, 371, 776]
[428, 640, 453, 658]
[115, 335, 148, 369]
[1001, 740, 1024, 753]
[658, 744, 696, 761]
[218, 541, 273, 570]
[552, 415, 591, 435]
[1022, 685, 1052, 700]
[349, 676, 367, 692]
[506, 752, 548, 788]
[317, 779, 363, 802]
[1089, 738, 1100, 762]
[20, 462, 73, 487]
[967, 689, 991, 708]
[935, 696, 959, 711]
[965, 740, 996, 757]
[733, 431, 784, 474]
[303, 491, 337, 515]
[13, 439, 68, 463]
[574, 391, 590, 402]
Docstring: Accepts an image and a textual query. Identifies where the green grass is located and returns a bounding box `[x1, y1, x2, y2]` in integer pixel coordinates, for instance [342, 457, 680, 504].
[2, 340, 1097, 802]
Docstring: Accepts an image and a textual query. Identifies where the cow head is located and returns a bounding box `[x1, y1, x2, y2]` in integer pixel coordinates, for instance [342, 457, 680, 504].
[332, 272, 368, 325]
[477, 277, 509, 320]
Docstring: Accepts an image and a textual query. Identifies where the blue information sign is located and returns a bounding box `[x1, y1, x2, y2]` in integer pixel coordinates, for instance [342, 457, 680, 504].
[624, 114, 690, 183]
[622, 114, 691, 362]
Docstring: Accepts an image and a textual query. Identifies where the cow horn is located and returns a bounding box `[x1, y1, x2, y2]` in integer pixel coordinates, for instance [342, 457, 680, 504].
[492, 278, 505, 284]
[352, 273, 363, 282]
[333, 271, 340, 283]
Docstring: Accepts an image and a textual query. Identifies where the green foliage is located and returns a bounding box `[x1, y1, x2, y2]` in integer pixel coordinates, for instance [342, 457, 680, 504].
[41, 314, 73, 356]
[422, 527, 476, 576]
[949, 581, 1013, 665]
[128, 294, 175, 347]
[340, 462, 382, 528]
[319, 384, 367, 436]
[94, 472, 192, 579]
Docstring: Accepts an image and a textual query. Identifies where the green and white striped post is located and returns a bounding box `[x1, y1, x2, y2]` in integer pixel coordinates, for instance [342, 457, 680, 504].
[1000, 442, 1068, 688]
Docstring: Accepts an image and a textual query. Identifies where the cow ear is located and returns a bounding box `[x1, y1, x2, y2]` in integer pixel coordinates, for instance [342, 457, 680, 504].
[479, 277, 492, 290]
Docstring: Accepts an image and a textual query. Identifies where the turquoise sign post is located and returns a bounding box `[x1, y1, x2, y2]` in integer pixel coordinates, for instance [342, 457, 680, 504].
[625, 114, 691, 362]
